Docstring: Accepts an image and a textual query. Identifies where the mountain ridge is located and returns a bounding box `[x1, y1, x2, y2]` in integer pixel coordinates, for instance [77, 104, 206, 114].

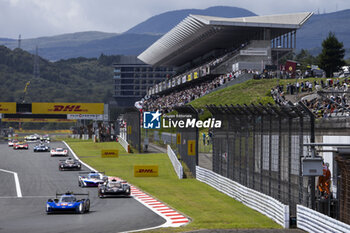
[1, 6, 350, 60]
[126, 6, 256, 34]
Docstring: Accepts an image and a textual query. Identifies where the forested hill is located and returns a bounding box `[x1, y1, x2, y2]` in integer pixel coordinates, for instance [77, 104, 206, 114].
[0, 45, 121, 103]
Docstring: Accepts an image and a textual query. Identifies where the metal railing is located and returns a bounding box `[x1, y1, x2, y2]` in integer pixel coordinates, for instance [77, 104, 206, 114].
[118, 130, 130, 153]
[197, 166, 290, 228]
[167, 145, 183, 179]
[297, 204, 350, 233]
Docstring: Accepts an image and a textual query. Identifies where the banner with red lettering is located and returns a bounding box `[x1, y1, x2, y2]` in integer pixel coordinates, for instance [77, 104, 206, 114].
[32, 103, 104, 114]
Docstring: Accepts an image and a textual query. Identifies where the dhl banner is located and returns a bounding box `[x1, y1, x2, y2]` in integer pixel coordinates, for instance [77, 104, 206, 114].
[32, 103, 104, 115]
[0, 102, 16, 113]
[134, 165, 159, 177]
[2, 118, 77, 123]
[101, 149, 119, 158]
[194, 72, 198, 79]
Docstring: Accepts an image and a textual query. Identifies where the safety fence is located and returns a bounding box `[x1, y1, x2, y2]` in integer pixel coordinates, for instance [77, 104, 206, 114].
[207, 103, 313, 218]
[335, 153, 350, 224]
[197, 166, 289, 228]
[297, 204, 350, 233]
[175, 106, 198, 178]
[167, 145, 183, 179]
[71, 134, 89, 140]
[160, 132, 177, 145]
[124, 107, 141, 153]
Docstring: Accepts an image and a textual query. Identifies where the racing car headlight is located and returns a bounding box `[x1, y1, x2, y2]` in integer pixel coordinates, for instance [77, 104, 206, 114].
[101, 190, 104, 193]
[61, 165, 63, 168]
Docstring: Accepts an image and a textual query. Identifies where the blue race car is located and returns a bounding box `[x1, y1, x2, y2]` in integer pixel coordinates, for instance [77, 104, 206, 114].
[33, 144, 50, 152]
[46, 192, 90, 214]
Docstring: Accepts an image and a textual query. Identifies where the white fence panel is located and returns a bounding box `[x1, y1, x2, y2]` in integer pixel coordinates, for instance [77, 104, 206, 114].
[167, 145, 183, 179]
[118, 134, 129, 153]
[297, 204, 350, 233]
[196, 166, 289, 228]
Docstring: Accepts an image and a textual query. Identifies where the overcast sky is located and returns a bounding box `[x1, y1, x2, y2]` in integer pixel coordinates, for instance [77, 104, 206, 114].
[1, 0, 349, 39]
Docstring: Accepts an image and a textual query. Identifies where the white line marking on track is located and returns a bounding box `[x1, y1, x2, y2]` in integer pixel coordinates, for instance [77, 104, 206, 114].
[0, 168, 22, 198]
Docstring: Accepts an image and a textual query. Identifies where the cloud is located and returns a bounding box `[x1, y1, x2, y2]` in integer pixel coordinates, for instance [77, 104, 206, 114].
[0, 0, 349, 38]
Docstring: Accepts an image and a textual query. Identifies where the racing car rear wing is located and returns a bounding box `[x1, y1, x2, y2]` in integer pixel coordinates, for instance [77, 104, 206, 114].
[55, 191, 89, 197]
[79, 171, 105, 174]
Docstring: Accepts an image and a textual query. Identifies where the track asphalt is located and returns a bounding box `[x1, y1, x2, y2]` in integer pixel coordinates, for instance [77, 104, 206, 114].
[0, 141, 165, 233]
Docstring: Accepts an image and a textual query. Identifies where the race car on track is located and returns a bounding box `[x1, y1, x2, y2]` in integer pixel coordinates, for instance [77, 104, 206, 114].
[50, 148, 68, 157]
[59, 158, 82, 171]
[41, 134, 51, 143]
[13, 142, 29, 150]
[33, 144, 50, 152]
[98, 178, 131, 198]
[78, 171, 106, 187]
[25, 134, 41, 142]
[8, 139, 18, 147]
[46, 192, 90, 214]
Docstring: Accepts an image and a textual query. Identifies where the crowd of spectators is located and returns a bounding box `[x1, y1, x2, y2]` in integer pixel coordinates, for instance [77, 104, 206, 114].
[142, 71, 238, 112]
[271, 78, 350, 118]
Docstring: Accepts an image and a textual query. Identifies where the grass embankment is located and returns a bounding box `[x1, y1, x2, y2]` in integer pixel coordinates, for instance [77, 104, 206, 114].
[190, 79, 275, 119]
[67, 140, 280, 232]
[190, 77, 334, 120]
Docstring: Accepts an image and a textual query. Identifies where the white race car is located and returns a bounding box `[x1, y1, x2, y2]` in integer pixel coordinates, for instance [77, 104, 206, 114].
[8, 139, 19, 147]
[41, 134, 51, 143]
[50, 148, 68, 157]
[25, 134, 41, 142]
[78, 171, 106, 187]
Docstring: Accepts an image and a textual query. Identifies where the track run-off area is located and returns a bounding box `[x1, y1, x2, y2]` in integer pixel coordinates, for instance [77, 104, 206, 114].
[0, 141, 168, 233]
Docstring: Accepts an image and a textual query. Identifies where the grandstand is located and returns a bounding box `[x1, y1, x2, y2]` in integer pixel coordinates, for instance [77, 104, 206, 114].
[138, 12, 313, 109]
[129, 12, 350, 229]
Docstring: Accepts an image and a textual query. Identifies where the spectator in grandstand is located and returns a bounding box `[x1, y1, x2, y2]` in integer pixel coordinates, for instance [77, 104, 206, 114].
[142, 71, 239, 113]
[297, 78, 350, 118]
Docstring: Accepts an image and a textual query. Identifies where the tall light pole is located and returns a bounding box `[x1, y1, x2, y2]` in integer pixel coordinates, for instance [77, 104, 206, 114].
[276, 45, 281, 86]
[277, 45, 281, 80]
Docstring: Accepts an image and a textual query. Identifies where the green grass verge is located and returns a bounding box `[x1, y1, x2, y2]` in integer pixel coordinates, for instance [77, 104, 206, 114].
[190, 77, 343, 120]
[67, 141, 280, 232]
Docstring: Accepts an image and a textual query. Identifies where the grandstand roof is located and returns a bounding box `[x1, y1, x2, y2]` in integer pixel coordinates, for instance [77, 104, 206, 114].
[138, 12, 313, 67]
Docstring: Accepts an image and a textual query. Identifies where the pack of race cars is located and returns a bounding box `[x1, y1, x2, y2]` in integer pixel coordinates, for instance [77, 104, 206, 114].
[46, 172, 131, 214]
[8, 136, 131, 214]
